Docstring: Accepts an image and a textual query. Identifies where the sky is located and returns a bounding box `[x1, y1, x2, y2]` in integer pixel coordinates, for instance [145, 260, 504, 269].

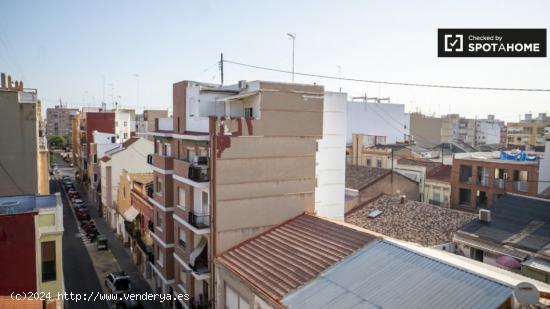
[0, 0, 548, 122]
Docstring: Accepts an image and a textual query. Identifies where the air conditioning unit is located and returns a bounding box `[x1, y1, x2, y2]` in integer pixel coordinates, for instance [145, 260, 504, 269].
[238, 80, 247, 90]
[479, 209, 491, 223]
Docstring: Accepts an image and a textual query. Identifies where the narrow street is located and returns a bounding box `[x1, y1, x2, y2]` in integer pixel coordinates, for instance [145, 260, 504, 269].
[53, 155, 109, 309]
[54, 153, 162, 309]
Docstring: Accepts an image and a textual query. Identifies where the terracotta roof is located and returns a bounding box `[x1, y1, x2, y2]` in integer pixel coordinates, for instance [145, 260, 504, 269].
[121, 137, 140, 148]
[129, 173, 153, 184]
[397, 157, 442, 171]
[346, 195, 476, 246]
[217, 214, 375, 303]
[426, 165, 452, 182]
[100, 156, 111, 162]
[346, 165, 391, 190]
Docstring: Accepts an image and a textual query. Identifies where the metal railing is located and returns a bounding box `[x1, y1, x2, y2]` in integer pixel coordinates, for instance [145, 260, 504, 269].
[188, 212, 210, 229]
[513, 181, 529, 192]
[189, 165, 209, 182]
[494, 178, 505, 189]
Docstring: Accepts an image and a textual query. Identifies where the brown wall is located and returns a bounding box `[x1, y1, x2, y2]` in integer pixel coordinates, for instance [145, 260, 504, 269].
[173, 81, 188, 134]
[346, 173, 420, 213]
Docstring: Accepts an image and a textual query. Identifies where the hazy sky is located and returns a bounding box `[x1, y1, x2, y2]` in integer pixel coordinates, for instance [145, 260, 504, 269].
[1, 0, 548, 122]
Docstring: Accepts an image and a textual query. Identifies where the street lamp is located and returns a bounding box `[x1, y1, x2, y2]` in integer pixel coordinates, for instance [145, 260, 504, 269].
[287, 33, 296, 82]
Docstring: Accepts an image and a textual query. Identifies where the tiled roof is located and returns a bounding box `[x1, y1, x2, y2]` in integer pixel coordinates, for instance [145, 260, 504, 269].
[397, 157, 442, 170]
[346, 195, 475, 246]
[99, 156, 110, 162]
[217, 214, 375, 303]
[129, 173, 153, 184]
[121, 137, 140, 148]
[426, 164, 452, 182]
[345, 165, 391, 190]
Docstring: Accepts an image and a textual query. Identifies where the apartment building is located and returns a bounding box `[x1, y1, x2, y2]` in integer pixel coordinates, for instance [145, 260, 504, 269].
[80, 111, 115, 182]
[347, 99, 410, 144]
[100, 137, 153, 228]
[0, 194, 64, 296]
[115, 108, 136, 142]
[475, 115, 503, 146]
[423, 165, 452, 207]
[136, 109, 169, 135]
[88, 131, 120, 190]
[451, 151, 540, 210]
[147, 80, 347, 308]
[507, 113, 550, 151]
[347, 134, 412, 168]
[45, 105, 78, 137]
[0, 72, 49, 195]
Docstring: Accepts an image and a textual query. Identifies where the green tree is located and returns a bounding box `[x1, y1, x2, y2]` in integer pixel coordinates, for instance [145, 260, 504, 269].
[48, 135, 66, 149]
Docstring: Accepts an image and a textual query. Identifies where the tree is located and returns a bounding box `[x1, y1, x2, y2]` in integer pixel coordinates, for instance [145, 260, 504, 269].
[48, 135, 66, 149]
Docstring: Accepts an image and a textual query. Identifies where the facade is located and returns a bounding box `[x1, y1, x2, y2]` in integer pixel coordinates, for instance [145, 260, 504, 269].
[0, 72, 49, 195]
[410, 112, 447, 146]
[394, 157, 442, 202]
[345, 165, 419, 212]
[476, 115, 503, 146]
[346, 100, 410, 144]
[88, 131, 119, 190]
[0, 194, 64, 296]
[506, 113, 550, 151]
[424, 165, 452, 207]
[115, 108, 136, 143]
[81, 111, 115, 182]
[451, 152, 540, 210]
[100, 138, 153, 230]
[147, 80, 347, 308]
[347, 135, 412, 168]
[45, 105, 78, 137]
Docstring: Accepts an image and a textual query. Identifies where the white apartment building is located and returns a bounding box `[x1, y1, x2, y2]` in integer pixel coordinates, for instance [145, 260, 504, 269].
[475, 115, 503, 146]
[114, 109, 136, 143]
[347, 100, 410, 145]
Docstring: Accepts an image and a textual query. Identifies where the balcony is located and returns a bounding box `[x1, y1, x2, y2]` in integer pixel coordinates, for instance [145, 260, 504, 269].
[174, 159, 191, 178]
[494, 178, 505, 189]
[152, 154, 174, 171]
[173, 158, 209, 189]
[189, 165, 209, 182]
[478, 175, 489, 187]
[155, 117, 173, 132]
[513, 181, 529, 192]
[188, 212, 210, 230]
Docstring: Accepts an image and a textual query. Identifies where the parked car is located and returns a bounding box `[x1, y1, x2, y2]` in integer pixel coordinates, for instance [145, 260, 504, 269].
[68, 190, 79, 200]
[73, 199, 85, 208]
[76, 208, 90, 221]
[62, 175, 70, 181]
[105, 272, 131, 295]
[116, 294, 143, 309]
[96, 235, 108, 251]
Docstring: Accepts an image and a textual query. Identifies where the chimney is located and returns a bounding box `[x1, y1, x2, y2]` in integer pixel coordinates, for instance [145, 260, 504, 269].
[0, 73, 5, 89]
[400, 195, 406, 204]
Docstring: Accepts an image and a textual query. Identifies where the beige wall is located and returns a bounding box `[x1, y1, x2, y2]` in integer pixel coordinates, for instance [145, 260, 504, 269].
[0, 90, 39, 195]
[37, 149, 50, 195]
[424, 180, 451, 208]
[117, 170, 132, 215]
[410, 113, 444, 146]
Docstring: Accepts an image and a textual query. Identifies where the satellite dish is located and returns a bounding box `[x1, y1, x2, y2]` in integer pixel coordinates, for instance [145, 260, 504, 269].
[513, 282, 539, 306]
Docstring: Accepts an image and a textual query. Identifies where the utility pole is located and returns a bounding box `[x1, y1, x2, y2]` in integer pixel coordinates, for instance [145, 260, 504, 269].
[287, 33, 296, 82]
[220, 53, 224, 85]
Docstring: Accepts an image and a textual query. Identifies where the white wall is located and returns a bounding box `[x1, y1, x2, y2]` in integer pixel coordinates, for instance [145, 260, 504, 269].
[115, 110, 134, 142]
[476, 120, 501, 145]
[315, 92, 347, 220]
[347, 101, 409, 144]
[106, 138, 154, 208]
[93, 131, 116, 143]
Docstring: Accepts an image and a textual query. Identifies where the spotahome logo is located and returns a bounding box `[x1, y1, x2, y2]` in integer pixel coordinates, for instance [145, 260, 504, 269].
[438, 29, 546, 57]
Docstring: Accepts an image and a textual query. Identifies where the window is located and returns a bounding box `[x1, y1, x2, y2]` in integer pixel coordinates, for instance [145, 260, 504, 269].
[225, 284, 250, 309]
[41, 241, 56, 282]
[366, 159, 371, 167]
[376, 159, 382, 168]
[177, 187, 186, 210]
[94, 173, 97, 183]
[123, 121, 127, 127]
[93, 154, 97, 163]
[156, 212, 163, 229]
[202, 191, 208, 213]
[186, 148, 196, 163]
[178, 228, 186, 248]
[244, 107, 253, 118]
[156, 177, 162, 194]
[123, 132, 128, 139]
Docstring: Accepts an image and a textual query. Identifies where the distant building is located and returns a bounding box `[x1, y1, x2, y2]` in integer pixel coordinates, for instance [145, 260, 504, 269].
[347, 100, 410, 144]
[45, 105, 78, 137]
[424, 165, 452, 207]
[347, 133, 412, 168]
[394, 157, 442, 202]
[345, 165, 419, 212]
[81, 111, 115, 183]
[88, 131, 120, 190]
[451, 151, 540, 210]
[454, 194, 550, 283]
[135, 109, 169, 135]
[0, 194, 64, 296]
[507, 113, 550, 151]
[476, 115, 503, 146]
[0, 72, 49, 195]
[114, 108, 136, 143]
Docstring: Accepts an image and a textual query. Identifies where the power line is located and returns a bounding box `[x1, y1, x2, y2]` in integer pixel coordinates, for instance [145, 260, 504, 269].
[223, 59, 550, 92]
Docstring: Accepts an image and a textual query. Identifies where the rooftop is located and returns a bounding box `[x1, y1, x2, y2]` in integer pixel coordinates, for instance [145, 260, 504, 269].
[346, 195, 476, 246]
[216, 214, 375, 302]
[282, 240, 512, 309]
[0, 194, 59, 215]
[128, 173, 153, 184]
[396, 157, 442, 170]
[454, 151, 539, 165]
[426, 164, 452, 182]
[459, 194, 550, 256]
[345, 165, 391, 190]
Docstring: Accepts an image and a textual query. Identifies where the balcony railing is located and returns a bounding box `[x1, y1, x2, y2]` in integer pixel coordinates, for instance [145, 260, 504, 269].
[494, 178, 505, 189]
[189, 165, 209, 182]
[513, 181, 529, 192]
[188, 212, 210, 229]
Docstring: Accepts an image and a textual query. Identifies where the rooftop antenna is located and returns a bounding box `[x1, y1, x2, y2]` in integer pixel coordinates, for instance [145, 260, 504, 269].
[287, 33, 296, 82]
